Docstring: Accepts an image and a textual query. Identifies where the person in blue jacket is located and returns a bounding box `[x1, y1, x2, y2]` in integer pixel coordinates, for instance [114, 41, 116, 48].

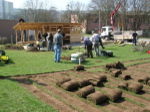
[53, 29, 63, 62]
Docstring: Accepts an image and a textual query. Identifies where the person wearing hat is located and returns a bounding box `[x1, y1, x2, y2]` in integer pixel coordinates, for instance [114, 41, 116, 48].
[53, 29, 63, 62]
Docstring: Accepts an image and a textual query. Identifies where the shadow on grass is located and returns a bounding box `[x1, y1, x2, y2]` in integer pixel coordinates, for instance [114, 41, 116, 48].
[114, 97, 125, 103]
[0, 76, 47, 86]
[0, 59, 15, 66]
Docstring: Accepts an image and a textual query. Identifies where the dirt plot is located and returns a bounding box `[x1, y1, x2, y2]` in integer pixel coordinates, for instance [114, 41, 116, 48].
[11, 61, 150, 112]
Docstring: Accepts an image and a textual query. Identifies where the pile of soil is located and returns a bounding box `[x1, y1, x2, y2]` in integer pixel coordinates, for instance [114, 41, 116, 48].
[56, 77, 71, 87]
[77, 85, 95, 98]
[61, 80, 80, 91]
[137, 76, 150, 84]
[87, 91, 108, 105]
[118, 82, 129, 90]
[93, 75, 107, 82]
[120, 74, 132, 80]
[110, 69, 122, 77]
[74, 65, 85, 71]
[78, 79, 91, 87]
[61, 56, 71, 61]
[106, 89, 123, 102]
[128, 83, 143, 94]
[106, 61, 126, 70]
[62, 45, 72, 50]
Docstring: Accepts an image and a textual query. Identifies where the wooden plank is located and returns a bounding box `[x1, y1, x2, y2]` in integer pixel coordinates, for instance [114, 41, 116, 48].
[15, 31, 18, 44]
[13, 22, 81, 30]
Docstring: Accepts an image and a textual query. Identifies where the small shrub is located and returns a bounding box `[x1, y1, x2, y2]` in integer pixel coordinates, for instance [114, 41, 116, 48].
[4, 44, 24, 50]
[133, 41, 150, 52]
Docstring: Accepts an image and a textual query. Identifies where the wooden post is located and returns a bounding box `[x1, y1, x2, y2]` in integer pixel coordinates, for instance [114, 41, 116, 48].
[27, 30, 30, 41]
[35, 30, 38, 41]
[16, 31, 18, 44]
[21, 31, 24, 43]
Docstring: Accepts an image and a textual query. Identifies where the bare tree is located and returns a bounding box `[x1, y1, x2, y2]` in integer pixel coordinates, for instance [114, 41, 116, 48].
[129, 0, 150, 30]
[22, 0, 59, 22]
[88, 0, 117, 25]
[61, 1, 87, 23]
[24, 0, 43, 22]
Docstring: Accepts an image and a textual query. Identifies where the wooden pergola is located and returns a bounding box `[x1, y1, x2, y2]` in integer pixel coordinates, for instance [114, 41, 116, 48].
[13, 22, 82, 44]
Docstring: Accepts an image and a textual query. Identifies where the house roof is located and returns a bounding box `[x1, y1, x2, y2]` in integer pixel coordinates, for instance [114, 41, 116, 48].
[13, 22, 81, 31]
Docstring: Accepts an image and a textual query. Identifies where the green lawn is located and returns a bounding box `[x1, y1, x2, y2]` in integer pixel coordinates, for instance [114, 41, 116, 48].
[0, 44, 150, 112]
[0, 44, 150, 76]
[0, 80, 57, 112]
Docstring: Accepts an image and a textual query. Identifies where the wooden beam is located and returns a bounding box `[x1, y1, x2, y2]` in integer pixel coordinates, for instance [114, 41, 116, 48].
[35, 30, 38, 41]
[21, 31, 24, 43]
[15, 31, 18, 44]
[27, 30, 29, 41]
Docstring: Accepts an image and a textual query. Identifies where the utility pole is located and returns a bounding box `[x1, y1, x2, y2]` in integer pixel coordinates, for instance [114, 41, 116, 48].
[67, 4, 70, 23]
[99, 10, 101, 33]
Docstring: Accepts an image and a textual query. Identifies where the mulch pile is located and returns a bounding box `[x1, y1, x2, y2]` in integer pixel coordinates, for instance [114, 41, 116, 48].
[74, 65, 85, 71]
[87, 91, 108, 105]
[128, 83, 143, 94]
[106, 61, 126, 70]
[106, 89, 123, 102]
[61, 80, 80, 91]
[77, 85, 95, 98]
[62, 45, 72, 50]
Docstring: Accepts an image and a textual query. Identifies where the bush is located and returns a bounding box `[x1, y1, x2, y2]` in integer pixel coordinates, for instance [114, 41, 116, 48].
[133, 41, 150, 52]
[4, 44, 24, 50]
[0, 37, 8, 44]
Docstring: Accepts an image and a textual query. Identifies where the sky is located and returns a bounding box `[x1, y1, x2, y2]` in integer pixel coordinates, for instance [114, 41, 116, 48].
[6, 0, 91, 10]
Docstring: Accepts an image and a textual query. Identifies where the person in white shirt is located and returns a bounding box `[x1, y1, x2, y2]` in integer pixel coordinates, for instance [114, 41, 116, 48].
[91, 30, 104, 56]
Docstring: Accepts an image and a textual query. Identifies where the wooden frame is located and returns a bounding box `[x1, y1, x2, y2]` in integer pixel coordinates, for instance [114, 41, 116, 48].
[13, 22, 82, 44]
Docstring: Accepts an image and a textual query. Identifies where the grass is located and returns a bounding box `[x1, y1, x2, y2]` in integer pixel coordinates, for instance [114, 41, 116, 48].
[0, 44, 150, 76]
[0, 80, 57, 112]
[0, 44, 150, 112]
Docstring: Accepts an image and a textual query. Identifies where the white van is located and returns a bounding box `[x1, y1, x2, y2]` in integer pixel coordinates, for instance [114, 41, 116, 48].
[101, 26, 113, 39]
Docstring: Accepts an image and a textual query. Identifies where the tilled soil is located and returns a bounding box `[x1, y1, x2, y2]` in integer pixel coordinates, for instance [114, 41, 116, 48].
[10, 61, 150, 112]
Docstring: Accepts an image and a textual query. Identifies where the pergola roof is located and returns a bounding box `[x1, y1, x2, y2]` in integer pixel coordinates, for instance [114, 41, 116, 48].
[13, 22, 81, 31]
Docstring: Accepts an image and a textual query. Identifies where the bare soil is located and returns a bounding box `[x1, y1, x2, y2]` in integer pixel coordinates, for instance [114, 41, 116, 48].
[11, 61, 150, 112]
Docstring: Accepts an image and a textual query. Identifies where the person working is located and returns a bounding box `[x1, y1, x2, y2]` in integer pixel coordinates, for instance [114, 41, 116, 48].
[132, 31, 138, 46]
[46, 33, 53, 51]
[84, 37, 93, 58]
[53, 29, 63, 62]
[91, 30, 104, 56]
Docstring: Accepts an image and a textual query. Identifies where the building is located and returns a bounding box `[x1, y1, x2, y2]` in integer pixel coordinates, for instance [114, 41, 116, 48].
[13, 22, 82, 44]
[0, 0, 5, 19]
[4, 1, 13, 19]
[0, 20, 18, 44]
[0, 0, 13, 19]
